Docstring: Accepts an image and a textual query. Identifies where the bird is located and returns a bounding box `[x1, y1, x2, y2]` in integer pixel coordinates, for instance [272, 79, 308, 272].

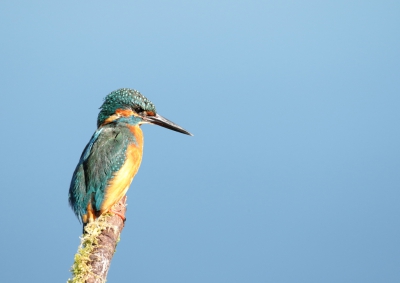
[68, 88, 192, 228]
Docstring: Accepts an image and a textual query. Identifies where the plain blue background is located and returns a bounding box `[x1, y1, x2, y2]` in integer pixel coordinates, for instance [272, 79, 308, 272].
[1, 1, 399, 282]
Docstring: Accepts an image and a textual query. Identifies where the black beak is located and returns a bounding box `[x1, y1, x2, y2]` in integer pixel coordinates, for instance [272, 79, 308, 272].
[144, 114, 193, 136]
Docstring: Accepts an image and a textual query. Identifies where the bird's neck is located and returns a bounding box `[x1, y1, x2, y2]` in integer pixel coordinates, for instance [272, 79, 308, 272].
[100, 116, 144, 148]
[115, 117, 144, 149]
[127, 124, 144, 150]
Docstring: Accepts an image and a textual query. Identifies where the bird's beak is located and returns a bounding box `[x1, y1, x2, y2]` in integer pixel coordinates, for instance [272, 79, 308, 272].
[144, 114, 193, 136]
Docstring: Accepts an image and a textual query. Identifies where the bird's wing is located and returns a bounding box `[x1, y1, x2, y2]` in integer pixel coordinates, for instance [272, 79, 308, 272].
[68, 128, 103, 220]
[69, 126, 132, 220]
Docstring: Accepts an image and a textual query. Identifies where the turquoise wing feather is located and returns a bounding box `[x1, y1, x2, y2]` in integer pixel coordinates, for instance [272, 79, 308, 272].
[68, 124, 134, 221]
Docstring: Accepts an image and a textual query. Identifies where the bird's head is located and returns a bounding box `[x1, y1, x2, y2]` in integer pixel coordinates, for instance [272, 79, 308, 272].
[97, 88, 192, 136]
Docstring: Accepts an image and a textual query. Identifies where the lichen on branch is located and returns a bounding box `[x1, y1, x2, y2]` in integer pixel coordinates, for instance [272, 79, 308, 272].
[68, 196, 127, 283]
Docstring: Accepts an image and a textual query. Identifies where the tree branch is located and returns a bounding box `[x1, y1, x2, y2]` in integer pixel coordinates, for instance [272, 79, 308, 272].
[68, 196, 127, 283]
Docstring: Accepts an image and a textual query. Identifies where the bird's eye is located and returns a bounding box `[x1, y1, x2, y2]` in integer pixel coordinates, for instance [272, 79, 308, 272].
[132, 106, 144, 115]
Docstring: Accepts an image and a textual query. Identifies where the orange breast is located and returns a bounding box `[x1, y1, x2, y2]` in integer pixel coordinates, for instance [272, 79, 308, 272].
[100, 125, 144, 214]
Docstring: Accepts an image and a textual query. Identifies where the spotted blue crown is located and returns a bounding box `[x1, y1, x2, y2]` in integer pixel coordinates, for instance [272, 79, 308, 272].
[97, 88, 157, 127]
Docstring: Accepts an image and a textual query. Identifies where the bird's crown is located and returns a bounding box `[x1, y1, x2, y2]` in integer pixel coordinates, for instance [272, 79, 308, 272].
[97, 88, 156, 127]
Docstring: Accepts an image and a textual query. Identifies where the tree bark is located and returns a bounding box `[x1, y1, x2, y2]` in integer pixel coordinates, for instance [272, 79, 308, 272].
[68, 196, 127, 283]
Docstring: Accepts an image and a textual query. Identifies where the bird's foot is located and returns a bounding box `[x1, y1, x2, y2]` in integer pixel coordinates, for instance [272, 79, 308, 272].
[108, 196, 127, 223]
[110, 209, 126, 222]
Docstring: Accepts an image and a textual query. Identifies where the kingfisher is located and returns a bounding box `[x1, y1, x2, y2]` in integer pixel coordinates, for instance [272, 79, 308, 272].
[68, 88, 192, 227]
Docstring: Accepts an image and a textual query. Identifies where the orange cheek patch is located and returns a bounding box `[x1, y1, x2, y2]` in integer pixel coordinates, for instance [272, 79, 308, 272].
[102, 109, 140, 126]
[102, 114, 119, 126]
[146, 111, 155, 116]
[115, 109, 136, 117]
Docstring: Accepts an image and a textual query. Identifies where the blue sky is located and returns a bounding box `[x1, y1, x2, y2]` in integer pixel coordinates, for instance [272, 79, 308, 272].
[1, 1, 399, 282]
